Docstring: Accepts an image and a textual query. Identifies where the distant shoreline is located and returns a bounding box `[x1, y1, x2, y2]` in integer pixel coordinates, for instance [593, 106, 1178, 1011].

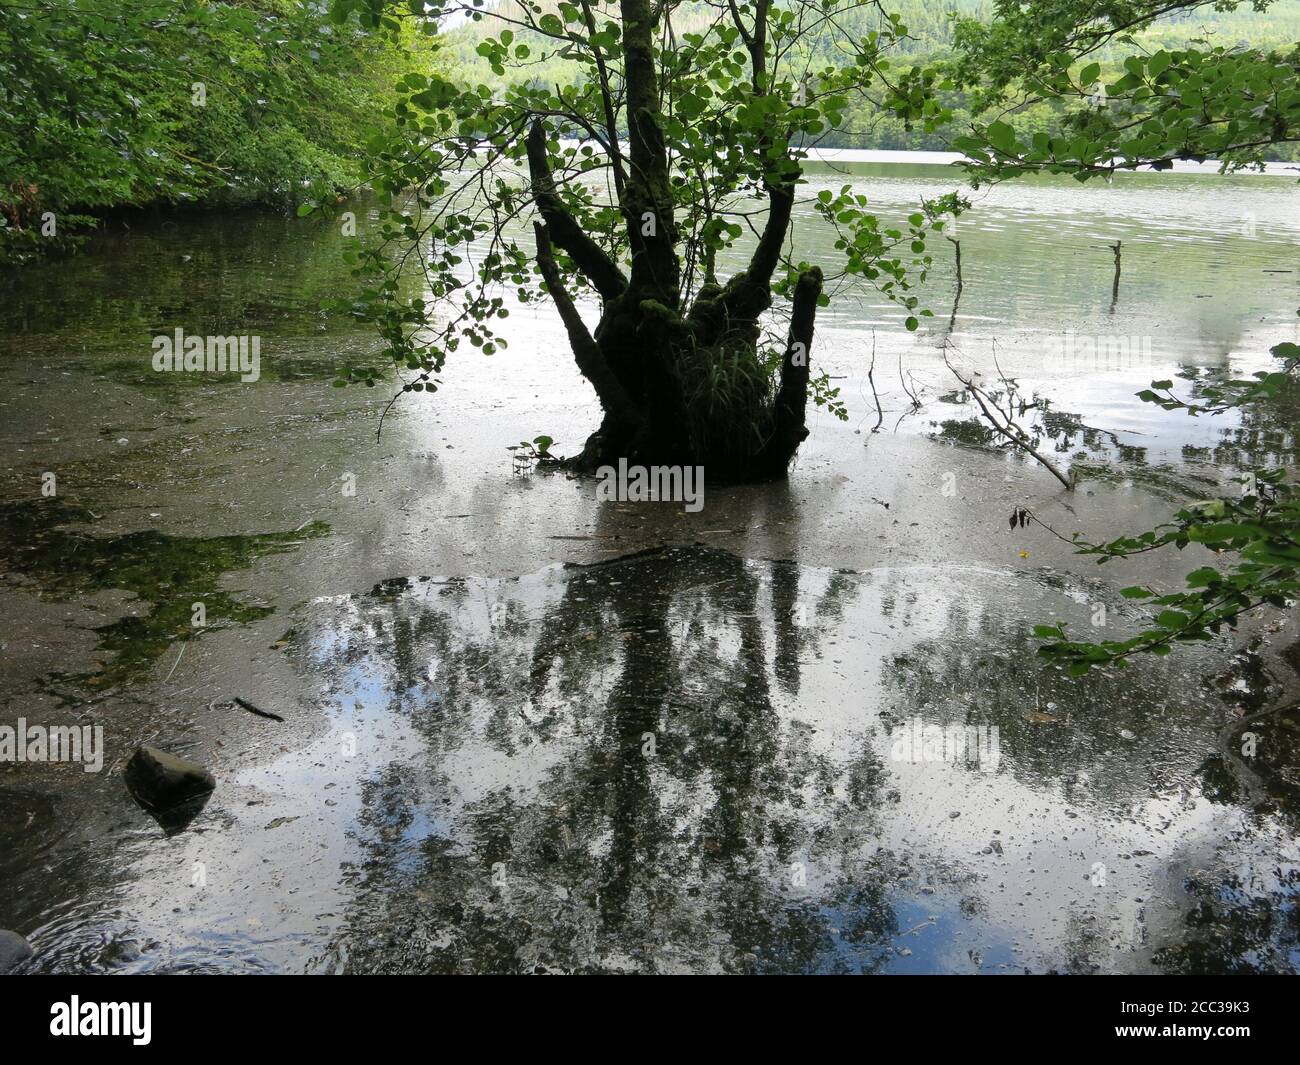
[802, 146, 1300, 175]
[545, 139, 1300, 175]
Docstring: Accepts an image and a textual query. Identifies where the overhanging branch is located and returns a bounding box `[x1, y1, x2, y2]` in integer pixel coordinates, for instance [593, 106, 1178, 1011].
[534, 222, 641, 427]
[526, 121, 627, 302]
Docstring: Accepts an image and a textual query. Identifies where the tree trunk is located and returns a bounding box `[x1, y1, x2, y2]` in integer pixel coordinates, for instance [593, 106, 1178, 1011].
[552, 262, 823, 481]
[526, 1, 820, 482]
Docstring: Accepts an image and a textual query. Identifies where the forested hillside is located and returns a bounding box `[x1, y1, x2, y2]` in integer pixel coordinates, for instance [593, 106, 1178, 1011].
[440, 0, 1300, 153]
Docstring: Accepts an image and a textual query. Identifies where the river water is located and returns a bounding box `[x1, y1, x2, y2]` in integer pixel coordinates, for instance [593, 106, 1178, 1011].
[1, 152, 1298, 973]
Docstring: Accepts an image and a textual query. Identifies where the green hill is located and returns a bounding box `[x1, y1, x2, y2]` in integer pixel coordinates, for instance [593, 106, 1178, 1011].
[434, 0, 1300, 156]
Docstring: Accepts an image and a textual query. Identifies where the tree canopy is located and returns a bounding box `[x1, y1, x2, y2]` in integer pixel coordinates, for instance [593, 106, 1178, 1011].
[0, 0, 426, 263]
[948, 0, 1300, 180]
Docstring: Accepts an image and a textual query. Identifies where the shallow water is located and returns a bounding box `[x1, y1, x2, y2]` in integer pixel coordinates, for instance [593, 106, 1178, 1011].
[1, 154, 1298, 973]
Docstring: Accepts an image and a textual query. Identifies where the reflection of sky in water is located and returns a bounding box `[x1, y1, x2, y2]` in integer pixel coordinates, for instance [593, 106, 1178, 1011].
[8, 538, 1297, 973]
[208, 548, 1293, 973]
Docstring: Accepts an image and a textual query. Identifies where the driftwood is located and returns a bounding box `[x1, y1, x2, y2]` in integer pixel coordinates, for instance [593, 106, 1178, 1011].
[944, 349, 1074, 491]
[233, 697, 284, 722]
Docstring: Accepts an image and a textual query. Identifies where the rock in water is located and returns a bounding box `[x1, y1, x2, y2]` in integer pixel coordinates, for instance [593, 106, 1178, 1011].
[124, 746, 215, 810]
[0, 929, 33, 972]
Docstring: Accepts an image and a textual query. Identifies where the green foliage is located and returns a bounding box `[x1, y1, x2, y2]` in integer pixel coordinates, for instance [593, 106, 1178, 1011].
[1138, 346, 1300, 413]
[814, 189, 965, 324]
[0, 0, 427, 265]
[507, 434, 559, 461]
[947, 0, 1300, 178]
[1036, 343, 1300, 672]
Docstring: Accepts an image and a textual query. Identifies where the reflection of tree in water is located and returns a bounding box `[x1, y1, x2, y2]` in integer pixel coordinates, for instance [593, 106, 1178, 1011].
[933, 383, 1149, 466]
[1152, 864, 1300, 974]
[1162, 708, 1300, 974]
[302, 537, 1295, 972]
[1178, 365, 1300, 473]
[934, 358, 1300, 482]
[311, 547, 901, 973]
[872, 570, 1234, 811]
[873, 564, 1300, 973]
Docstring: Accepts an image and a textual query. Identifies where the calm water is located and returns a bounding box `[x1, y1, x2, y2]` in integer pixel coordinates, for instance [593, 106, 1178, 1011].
[1, 154, 1298, 973]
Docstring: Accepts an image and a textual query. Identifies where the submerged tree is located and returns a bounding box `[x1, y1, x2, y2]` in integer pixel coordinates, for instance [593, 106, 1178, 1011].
[323, 0, 954, 478]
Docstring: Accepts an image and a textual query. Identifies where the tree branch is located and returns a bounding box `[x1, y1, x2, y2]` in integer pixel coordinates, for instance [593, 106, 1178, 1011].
[578, 0, 627, 200]
[526, 120, 627, 302]
[766, 265, 822, 465]
[714, 0, 794, 325]
[534, 222, 641, 427]
[945, 353, 1074, 491]
[620, 0, 680, 304]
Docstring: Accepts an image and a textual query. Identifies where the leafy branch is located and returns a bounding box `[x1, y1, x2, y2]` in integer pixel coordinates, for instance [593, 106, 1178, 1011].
[1035, 342, 1300, 673]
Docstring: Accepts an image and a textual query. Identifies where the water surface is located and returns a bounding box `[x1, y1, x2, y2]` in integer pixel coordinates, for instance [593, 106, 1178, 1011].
[1, 154, 1298, 973]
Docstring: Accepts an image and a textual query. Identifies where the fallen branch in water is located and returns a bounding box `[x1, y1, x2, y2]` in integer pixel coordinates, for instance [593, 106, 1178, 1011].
[233, 697, 284, 722]
[944, 350, 1074, 491]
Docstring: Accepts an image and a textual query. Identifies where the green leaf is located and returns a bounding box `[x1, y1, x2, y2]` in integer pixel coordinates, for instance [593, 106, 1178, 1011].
[986, 120, 1017, 153]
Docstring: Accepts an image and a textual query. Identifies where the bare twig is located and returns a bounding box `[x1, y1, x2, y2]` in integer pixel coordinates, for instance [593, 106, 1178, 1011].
[866, 329, 884, 432]
[899, 355, 922, 410]
[233, 697, 285, 722]
[945, 349, 1074, 491]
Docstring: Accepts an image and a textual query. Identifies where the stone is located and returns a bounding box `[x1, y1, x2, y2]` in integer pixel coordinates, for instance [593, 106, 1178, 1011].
[124, 746, 215, 810]
[0, 929, 33, 973]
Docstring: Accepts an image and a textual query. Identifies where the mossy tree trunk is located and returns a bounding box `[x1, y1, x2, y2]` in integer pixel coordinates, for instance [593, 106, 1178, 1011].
[527, 0, 822, 481]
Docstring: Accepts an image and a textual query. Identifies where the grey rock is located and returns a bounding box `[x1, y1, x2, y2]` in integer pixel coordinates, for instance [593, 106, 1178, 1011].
[0, 929, 33, 973]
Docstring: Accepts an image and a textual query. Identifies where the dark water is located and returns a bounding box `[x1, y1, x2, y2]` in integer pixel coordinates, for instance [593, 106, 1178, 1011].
[1, 157, 1298, 973]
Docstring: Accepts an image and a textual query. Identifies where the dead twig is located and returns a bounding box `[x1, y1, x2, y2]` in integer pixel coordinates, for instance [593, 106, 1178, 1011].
[233, 697, 285, 722]
[945, 349, 1074, 491]
[899, 355, 922, 411]
[866, 329, 884, 432]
